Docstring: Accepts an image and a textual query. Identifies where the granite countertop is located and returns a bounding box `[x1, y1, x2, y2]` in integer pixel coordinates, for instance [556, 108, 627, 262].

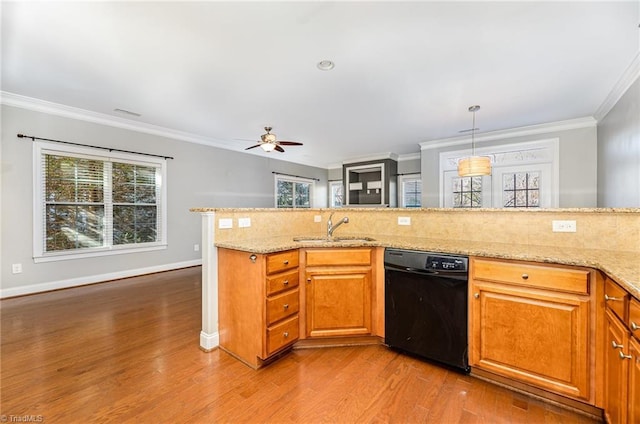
[216, 235, 640, 300]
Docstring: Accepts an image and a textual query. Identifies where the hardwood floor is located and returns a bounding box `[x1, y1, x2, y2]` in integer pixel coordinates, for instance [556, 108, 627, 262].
[1, 266, 602, 423]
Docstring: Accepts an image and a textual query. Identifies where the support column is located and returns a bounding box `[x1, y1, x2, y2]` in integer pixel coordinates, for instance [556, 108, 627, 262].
[199, 211, 219, 351]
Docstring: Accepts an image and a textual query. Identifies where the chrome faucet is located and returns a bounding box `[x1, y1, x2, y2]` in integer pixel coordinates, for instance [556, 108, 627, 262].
[327, 212, 349, 237]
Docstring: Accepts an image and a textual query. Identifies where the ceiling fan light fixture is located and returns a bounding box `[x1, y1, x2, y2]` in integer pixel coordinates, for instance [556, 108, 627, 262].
[317, 60, 335, 71]
[261, 142, 276, 152]
[458, 105, 492, 177]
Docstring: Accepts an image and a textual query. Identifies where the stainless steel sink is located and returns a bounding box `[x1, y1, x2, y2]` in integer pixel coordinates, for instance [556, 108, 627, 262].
[293, 236, 376, 243]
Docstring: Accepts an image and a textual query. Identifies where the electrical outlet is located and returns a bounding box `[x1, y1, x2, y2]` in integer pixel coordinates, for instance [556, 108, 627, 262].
[552, 220, 577, 233]
[218, 218, 233, 229]
[194, 244, 200, 252]
[398, 217, 411, 226]
[12, 263, 22, 274]
[314, 215, 322, 223]
[238, 218, 251, 228]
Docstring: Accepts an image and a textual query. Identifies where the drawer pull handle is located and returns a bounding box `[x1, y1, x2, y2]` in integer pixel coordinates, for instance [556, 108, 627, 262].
[521, 274, 529, 280]
[619, 351, 632, 360]
[283, 260, 289, 265]
[283, 304, 289, 310]
[283, 280, 289, 286]
[612, 341, 624, 350]
[283, 331, 289, 338]
[474, 293, 480, 299]
[632, 322, 639, 331]
[605, 294, 622, 302]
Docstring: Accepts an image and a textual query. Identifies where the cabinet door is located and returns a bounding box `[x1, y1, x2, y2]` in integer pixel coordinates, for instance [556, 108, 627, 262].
[306, 269, 371, 337]
[604, 309, 629, 424]
[470, 282, 590, 400]
[628, 336, 640, 424]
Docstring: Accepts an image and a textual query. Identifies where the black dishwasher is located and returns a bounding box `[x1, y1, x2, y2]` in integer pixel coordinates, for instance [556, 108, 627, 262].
[384, 248, 469, 372]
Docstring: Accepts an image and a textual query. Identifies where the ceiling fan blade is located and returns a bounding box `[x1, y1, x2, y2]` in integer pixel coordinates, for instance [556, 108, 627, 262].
[275, 145, 285, 153]
[277, 141, 304, 146]
[245, 144, 262, 150]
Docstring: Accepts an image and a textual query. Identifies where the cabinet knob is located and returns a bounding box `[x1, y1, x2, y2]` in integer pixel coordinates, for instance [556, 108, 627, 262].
[249, 254, 257, 263]
[283, 303, 289, 310]
[283, 331, 289, 338]
[604, 294, 622, 302]
[307, 278, 311, 283]
[612, 340, 624, 350]
[283, 280, 289, 286]
[632, 322, 639, 331]
[283, 260, 289, 265]
[521, 273, 529, 280]
[619, 351, 632, 360]
[474, 293, 480, 299]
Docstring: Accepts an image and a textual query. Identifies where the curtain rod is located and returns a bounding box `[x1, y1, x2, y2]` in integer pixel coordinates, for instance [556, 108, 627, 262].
[272, 171, 320, 182]
[17, 134, 174, 160]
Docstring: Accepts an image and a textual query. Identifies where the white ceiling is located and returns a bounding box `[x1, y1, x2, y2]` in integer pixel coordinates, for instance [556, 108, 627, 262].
[2, 1, 639, 169]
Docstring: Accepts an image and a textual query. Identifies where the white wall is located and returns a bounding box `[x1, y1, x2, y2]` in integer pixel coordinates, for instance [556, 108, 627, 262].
[597, 77, 640, 207]
[0, 105, 328, 295]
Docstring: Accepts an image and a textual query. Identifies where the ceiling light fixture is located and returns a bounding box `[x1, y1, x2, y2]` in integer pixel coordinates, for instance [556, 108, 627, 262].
[458, 105, 491, 177]
[260, 142, 277, 152]
[317, 60, 335, 71]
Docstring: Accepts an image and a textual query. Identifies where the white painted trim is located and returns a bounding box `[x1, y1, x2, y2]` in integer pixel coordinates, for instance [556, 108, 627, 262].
[398, 152, 421, 162]
[0, 259, 201, 299]
[594, 52, 640, 121]
[420, 117, 596, 151]
[1, 91, 235, 152]
[200, 331, 220, 351]
[200, 212, 219, 351]
[342, 152, 399, 165]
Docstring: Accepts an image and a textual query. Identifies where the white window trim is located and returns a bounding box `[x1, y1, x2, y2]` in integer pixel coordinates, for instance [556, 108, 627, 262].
[398, 173, 422, 208]
[438, 139, 559, 208]
[274, 174, 315, 208]
[33, 141, 168, 263]
[329, 181, 343, 208]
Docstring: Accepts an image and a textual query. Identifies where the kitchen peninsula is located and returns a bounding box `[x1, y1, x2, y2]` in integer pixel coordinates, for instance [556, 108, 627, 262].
[191, 207, 640, 420]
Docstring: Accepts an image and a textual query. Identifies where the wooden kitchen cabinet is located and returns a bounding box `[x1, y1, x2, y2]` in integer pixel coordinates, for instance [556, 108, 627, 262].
[303, 248, 373, 338]
[218, 248, 299, 368]
[603, 278, 640, 424]
[469, 257, 593, 401]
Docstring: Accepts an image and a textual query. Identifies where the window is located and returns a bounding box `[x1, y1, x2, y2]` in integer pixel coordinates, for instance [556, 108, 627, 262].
[329, 181, 343, 207]
[502, 171, 540, 208]
[34, 141, 167, 262]
[275, 174, 314, 208]
[399, 174, 422, 208]
[452, 176, 483, 208]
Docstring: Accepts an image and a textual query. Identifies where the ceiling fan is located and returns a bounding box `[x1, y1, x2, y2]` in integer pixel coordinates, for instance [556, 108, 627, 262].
[245, 127, 303, 153]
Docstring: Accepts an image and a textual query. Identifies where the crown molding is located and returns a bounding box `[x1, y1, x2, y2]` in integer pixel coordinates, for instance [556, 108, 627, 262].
[0, 91, 239, 151]
[594, 52, 640, 121]
[342, 152, 399, 165]
[419, 116, 597, 151]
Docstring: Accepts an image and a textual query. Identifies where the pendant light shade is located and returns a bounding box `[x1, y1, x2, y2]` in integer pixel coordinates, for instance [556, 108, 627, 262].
[458, 105, 491, 177]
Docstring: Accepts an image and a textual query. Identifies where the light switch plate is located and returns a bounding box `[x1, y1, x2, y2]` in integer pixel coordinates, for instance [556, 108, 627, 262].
[218, 218, 233, 229]
[552, 220, 577, 232]
[398, 216, 411, 226]
[238, 217, 251, 228]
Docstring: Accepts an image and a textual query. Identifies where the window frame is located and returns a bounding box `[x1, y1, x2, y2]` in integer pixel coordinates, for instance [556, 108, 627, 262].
[274, 174, 315, 208]
[329, 180, 343, 208]
[398, 174, 422, 208]
[33, 141, 167, 263]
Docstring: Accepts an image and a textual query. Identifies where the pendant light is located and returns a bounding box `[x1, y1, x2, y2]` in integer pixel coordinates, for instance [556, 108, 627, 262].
[458, 105, 491, 177]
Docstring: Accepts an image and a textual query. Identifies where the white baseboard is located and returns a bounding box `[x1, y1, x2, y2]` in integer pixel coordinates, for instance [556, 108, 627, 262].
[200, 330, 220, 351]
[0, 259, 202, 298]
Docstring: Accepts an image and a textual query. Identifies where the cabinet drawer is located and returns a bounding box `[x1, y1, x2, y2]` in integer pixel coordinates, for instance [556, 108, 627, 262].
[472, 258, 589, 294]
[605, 278, 629, 321]
[305, 248, 372, 267]
[629, 297, 640, 339]
[266, 315, 299, 356]
[266, 250, 299, 275]
[266, 269, 299, 296]
[266, 289, 299, 326]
